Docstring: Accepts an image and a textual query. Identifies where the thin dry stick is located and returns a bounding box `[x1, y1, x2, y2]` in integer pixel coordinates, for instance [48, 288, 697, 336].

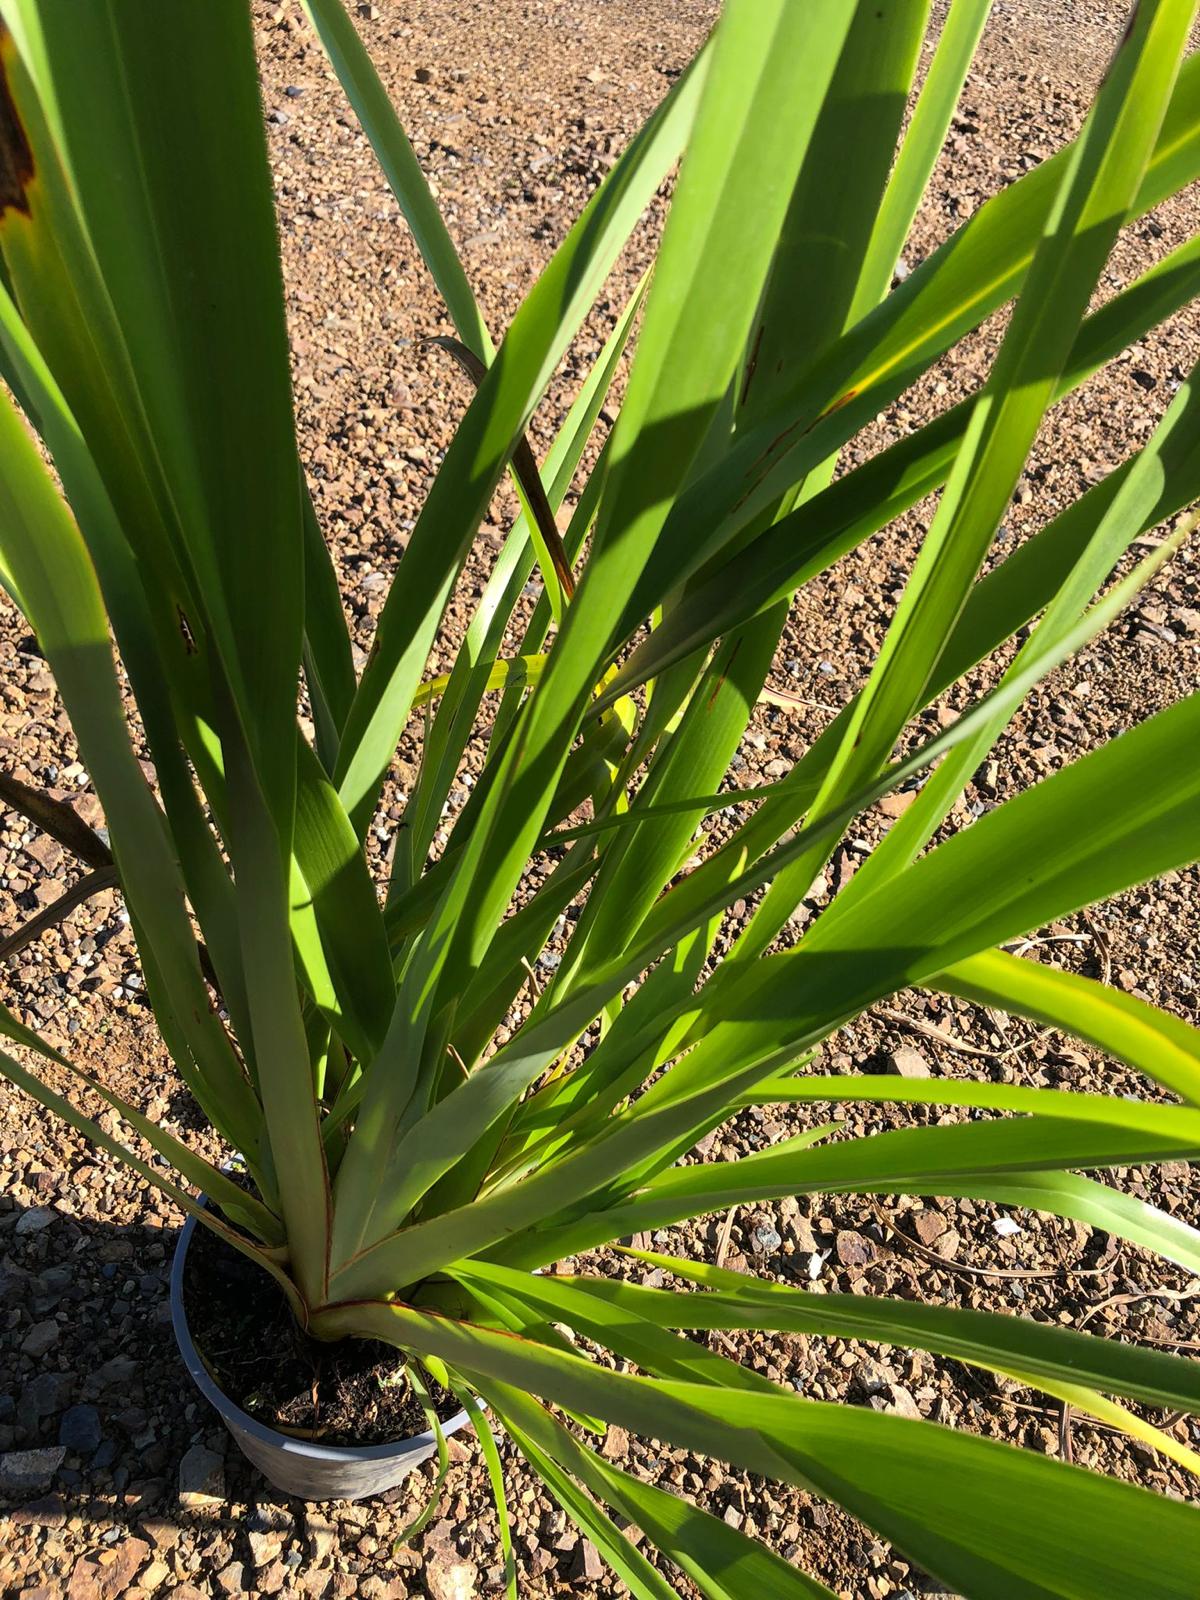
[875, 1006, 993, 1059]
[0, 769, 113, 870]
[425, 336, 577, 602]
[1078, 907, 1113, 986]
[714, 1206, 738, 1270]
[1059, 1400, 1075, 1464]
[706, 1210, 741, 1361]
[1078, 1282, 1200, 1335]
[874, 1204, 1119, 1283]
[446, 1043, 471, 1082]
[0, 865, 120, 963]
[998, 1391, 1188, 1449]
[876, 970, 1087, 1066]
[1006, 933, 1092, 958]
[758, 683, 841, 715]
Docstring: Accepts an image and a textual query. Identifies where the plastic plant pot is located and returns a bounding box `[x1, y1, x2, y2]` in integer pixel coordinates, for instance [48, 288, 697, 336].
[169, 1209, 469, 1502]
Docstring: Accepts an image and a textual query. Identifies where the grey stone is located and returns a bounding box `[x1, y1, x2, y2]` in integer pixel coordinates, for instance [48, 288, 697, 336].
[0, 1446, 65, 1493]
[17, 1371, 71, 1431]
[20, 1319, 61, 1358]
[887, 1046, 931, 1079]
[178, 1442, 225, 1508]
[91, 1355, 139, 1389]
[59, 1405, 102, 1454]
[35, 1266, 73, 1299]
[749, 1220, 782, 1257]
[14, 1207, 57, 1236]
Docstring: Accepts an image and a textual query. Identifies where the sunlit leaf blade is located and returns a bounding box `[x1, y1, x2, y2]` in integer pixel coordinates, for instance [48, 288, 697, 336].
[398, 274, 645, 904]
[738, 0, 930, 430]
[741, 0, 1194, 952]
[293, 741, 396, 1063]
[301, 0, 491, 359]
[333, 51, 705, 832]
[505, 1419, 682, 1600]
[497, 1255, 1200, 1418]
[302, 487, 357, 767]
[601, 226, 1200, 708]
[934, 948, 1200, 1106]
[492, 1382, 838, 1600]
[326, 56, 709, 1250]
[0, 387, 265, 1162]
[329, 1299, 1200, 1600]
[6, 0, 305, 831]
[597, 46, 1200, 656]
[852, 0, 994, 313]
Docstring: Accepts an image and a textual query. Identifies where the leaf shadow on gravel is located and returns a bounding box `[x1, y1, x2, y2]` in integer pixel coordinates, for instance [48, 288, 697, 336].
[0, 1200, 462, 1599]
[3, 1190, 644, 1598]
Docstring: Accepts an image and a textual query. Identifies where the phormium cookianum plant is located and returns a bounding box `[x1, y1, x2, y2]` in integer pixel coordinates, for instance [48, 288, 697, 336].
[2, 0, 1200, 1592]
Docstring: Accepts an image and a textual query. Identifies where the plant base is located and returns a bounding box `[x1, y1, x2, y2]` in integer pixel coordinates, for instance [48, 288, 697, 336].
[169, 1211, 468, 1502]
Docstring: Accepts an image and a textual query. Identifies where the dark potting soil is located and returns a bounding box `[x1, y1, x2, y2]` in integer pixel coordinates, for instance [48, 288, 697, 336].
[183, 1220, 460, 1446]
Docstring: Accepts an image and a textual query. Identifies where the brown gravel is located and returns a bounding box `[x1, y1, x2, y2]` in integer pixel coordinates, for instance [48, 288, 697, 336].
[2, 2, 1199, 1598]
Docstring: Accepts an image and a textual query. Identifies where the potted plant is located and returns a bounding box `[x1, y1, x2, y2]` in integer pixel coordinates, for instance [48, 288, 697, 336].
[2, 0, 1200, 1588]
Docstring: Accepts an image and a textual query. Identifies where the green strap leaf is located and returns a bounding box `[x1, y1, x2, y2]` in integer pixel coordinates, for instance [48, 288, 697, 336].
[301, 487, 357, 768]
[320, 1299, 1200, 1600]
[505, 1418, 681, 1600]
[851, 0, 994, 314]
[333, 51, 705, 833]
[599, 224, 1200, 711]
[531, 1256, 1200, 1418]
[934, 948, 1200, 1106]
[0, 1039, 300, 1314]
[448, 1383, 517, 1600]
[414, 0, 857, 1029]
[597, 45, 1200, 658]
[10, 0, 306, 834]
[0, 385, 265, 1163]
[453, 1263, 778, 1397]
[481, 1260, 1200, 1480]
[490, 1381, 837, 1600]
[0, 999, 280, 1244]
[515, 1114, 1200, 1271]
[293, 740, 396, 1065]
[300, 0, 490, 359]
[738, 0, 931, 428]
[741, 0, 1195, 953]
[398, 276, 644, 906]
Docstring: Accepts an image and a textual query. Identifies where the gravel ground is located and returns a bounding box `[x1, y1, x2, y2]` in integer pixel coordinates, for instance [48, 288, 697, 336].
[3, 2, 1200, 1598]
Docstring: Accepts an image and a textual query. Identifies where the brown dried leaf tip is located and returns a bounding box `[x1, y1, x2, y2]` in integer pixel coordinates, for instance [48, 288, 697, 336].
[0, 25, 34, 221]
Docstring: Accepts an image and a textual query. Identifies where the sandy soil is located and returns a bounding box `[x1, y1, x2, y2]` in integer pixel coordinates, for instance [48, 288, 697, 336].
[1, 2, 1198, 1597]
